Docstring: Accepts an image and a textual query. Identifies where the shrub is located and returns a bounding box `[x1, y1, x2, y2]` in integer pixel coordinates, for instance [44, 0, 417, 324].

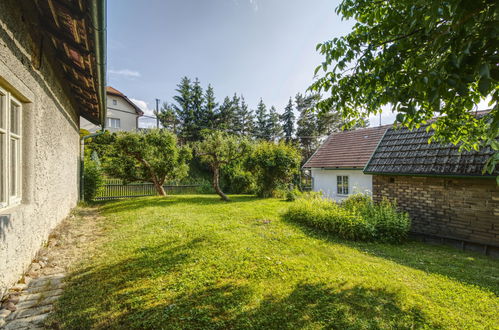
[246, 142, 301, 198]
[221, 164, 256, 194]
[299, 191, 324, 200]
[341, 193, 372, 211]
[283, 197, 375, 241]
[284, 194, 410, 243]
[83, 160, 104, 201]
[285, 188, 302, 201]
[196, 180, 215, 194]
[358, 198, 411, 243]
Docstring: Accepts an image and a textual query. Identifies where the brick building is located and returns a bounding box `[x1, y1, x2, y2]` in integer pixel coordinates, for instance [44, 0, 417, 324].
[364, 124, 499, 256]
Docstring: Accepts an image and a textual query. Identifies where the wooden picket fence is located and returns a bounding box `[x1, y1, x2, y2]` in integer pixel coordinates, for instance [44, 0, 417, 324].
[95, 178, 200, 200]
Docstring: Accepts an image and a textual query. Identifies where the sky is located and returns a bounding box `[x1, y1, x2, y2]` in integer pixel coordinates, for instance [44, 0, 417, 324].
[106, 0, 393, 128]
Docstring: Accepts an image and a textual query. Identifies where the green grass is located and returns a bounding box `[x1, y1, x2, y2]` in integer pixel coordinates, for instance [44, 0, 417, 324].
[50, 195, 499, 329]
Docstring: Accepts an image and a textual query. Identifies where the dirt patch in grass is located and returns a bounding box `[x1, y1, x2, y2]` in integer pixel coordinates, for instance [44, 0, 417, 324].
[26, 206, 105, 279]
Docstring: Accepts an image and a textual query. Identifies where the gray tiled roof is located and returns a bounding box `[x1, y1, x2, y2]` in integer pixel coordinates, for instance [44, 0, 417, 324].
[364, 125, 498, 177]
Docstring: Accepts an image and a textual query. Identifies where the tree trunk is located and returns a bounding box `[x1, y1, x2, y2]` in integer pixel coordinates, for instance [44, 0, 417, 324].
[212, 167, 229, 201]
[153, 180, 166, 196]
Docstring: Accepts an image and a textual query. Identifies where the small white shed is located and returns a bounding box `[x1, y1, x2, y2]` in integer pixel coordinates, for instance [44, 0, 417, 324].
[303, 126, 389, 201]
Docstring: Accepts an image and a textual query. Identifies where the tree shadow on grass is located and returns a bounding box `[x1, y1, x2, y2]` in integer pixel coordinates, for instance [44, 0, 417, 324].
[149, 282, 429, 329]
[47, 237, 209, 329]
[283, 219, 499, 296]
[49, 239, 430, 329]
[95, 195, 262, 215]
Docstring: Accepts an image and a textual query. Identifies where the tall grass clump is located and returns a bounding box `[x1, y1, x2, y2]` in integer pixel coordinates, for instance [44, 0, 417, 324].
[283, 193, 410, 243]
[283, 194, 375, 241]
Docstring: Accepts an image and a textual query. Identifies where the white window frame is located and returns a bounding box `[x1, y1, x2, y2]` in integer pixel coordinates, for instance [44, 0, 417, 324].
[112, 99, 117, 105]
[0, 86, 22, 209]
[337, 175, 349, 196]
[107, 117, 121, 129]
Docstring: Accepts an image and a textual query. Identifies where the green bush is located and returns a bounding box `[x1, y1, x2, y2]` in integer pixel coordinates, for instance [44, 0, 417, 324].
[341, 193, 372, 211]
[283, 197, 375, 241]
[283, 194, 411, 243]
[246, 142, 301, 198]
[83, 160, 104, 201]
[196, 180, 215, 194]
[359, 199, 411, 243]
[285, 188, 302, 201]
[221, 164, 256, 194]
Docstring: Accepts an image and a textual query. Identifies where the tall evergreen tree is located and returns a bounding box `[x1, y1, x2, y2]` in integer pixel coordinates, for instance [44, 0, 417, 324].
[157, 102, 179, 134]
[316, 111, 369, 135]
[229, 93, 241, 134]
[267, 106, 283, 142]
[254, 99, 269, 140]
[202, 84, 218, 130]
[296, 93, 320, 161]
[281, 98, 295, 143]
[236, 96, 254, 136]
[217, 96, 234, 132]
[173, 77, 195, 142]
[191, 78, 204, 139]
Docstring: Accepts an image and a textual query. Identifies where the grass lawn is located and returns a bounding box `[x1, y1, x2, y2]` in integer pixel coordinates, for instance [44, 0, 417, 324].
[49, 195, 499, 329]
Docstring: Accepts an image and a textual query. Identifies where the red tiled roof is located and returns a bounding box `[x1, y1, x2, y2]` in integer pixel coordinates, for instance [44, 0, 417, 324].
[106, 86, 125, 97]
[303, 125, 390, 168]
[106, 86, 144, 116]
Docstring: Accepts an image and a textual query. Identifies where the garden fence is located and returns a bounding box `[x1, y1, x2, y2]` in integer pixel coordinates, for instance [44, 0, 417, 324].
[95, 179, 200, 200]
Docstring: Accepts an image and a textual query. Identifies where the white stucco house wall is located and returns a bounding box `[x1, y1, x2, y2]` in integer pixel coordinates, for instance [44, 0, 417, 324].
[303, 126, 389, 201]
[0, 0, 106, 298]
[81, 86, 143, 133]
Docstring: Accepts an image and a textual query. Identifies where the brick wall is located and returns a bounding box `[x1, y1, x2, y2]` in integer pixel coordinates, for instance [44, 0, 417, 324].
[373, 175, 499, 246]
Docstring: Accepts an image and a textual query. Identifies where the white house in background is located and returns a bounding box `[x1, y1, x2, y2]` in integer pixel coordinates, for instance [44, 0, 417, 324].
[303, 126, 389, 201]
[81, 86, 144, 132]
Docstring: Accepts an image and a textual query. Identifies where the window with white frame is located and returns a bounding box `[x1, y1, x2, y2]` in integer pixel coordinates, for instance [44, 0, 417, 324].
[112, 99, 117, 105]
[0, 87, 22, 208]
[107, 117, 120, 128]
[337, 175, 349, 195]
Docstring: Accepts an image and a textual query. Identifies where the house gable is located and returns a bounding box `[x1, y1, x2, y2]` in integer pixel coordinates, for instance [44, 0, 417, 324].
[303, 126, 389, 169]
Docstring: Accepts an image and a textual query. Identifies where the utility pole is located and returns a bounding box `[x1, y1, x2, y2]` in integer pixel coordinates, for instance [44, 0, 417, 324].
[155, 98, 160, 128]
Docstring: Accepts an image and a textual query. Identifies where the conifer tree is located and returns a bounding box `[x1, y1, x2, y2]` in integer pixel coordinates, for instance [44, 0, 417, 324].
[316, 111, 369, 135]
[202, 84, 218, 130]
[157, 102, 179, 134]
[267, 106, 283, 142]
[191, 78, 204, 139]
[173, 77, 195, 142]
[296, 93, 320, 160]
[229, 93, 241, 134]
[281, 98, 295, 143]
[217, 96, 234, 132]
[236, 96, 254, 136]
[254, 99, 268, 140]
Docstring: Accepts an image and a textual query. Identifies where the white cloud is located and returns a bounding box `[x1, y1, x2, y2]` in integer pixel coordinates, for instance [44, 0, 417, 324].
[108, 69, 141, 78]
[130, 98, 155, 117]
[249, 0, 258, 11]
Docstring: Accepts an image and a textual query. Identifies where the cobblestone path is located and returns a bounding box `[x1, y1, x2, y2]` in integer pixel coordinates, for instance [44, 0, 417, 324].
[1, 274, 65, 329]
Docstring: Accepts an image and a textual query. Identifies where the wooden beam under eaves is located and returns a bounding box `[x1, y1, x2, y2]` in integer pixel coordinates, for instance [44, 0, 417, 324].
[40, 18, 91, 56]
